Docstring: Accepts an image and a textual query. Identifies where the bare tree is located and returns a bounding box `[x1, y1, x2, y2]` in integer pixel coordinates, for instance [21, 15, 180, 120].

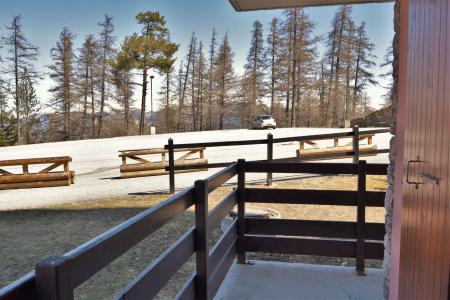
[96, 15, 116, 138]
[1, 15, 39, 144]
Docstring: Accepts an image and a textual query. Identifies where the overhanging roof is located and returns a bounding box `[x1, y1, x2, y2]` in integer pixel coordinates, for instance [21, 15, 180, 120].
[229, 0, 394, 11]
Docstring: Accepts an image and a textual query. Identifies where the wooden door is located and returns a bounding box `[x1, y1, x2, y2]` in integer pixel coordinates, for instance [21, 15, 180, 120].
[399, 0, 450, 298]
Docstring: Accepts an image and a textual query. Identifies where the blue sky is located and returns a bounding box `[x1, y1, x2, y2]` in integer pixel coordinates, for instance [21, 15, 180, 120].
[0, 0, 394, 109]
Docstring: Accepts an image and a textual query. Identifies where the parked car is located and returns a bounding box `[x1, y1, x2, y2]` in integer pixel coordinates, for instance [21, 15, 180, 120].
[252, 115, 276, 129]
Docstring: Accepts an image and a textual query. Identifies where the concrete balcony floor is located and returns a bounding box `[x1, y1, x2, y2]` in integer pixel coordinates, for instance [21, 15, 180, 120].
[215, 260, 384, 300]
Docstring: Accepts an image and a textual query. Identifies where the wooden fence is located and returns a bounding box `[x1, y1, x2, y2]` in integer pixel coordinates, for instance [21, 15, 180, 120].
[165, 126, 390, 193]
[0, 157, 75, 190]
[119, 147, 207, 178]
[0, 160, 387, 300]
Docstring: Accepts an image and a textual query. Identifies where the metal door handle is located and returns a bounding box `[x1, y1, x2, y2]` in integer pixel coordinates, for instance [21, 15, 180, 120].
[419, 172, 440, 185]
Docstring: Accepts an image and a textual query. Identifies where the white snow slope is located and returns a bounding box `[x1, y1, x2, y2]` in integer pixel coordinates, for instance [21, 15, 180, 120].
[0, 128, 391, 210]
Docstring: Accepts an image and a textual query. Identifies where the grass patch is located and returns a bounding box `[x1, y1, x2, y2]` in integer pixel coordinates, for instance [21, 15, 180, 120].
[0, 175, 387, 299]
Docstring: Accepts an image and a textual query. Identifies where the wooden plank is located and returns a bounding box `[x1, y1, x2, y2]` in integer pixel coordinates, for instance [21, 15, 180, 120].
[298, 144, 377, 157]
[266, 133, 273, 186]
[207, 190, 237, 235]
[120, 158, 207, 173]
[245, 188, 385, 207]
[0, 157, 71, 167]
[245, 218, 385, 241]
[229, 0, 394, 12]
[356, 161, 367, 275]
[205, 163, 238, 193]
[120, 168, 208, 179]
[169, 162, 233, 171]
[0, 173, 70, 184]
[245, 162, 359, 174]
[37, 163, 63, 174]
[209, 220, 237, 276]
[0, 179, 71, 190]
[0, 168, 13, 175]
[237, 159, 246, 264]
[174, 273, 196, 300]
[125, 155, 151, 164]
[194, 180, 209, 300]
[244, 236, 384, 260]
[163, 129, 389, 149]
[116, 228, 195, 300]
[0, 272, 37, 300]
[208, 238, 237, 299]
[35, 256, 73, 300]
[119, 147, 205, 156]
[56, 188, 195, 289]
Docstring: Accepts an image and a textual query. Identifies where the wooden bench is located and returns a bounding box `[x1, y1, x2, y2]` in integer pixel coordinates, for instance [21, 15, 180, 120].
[119, 147, 208, 178]
[0, 157, 75, 190]
[296, 134, 377, 160]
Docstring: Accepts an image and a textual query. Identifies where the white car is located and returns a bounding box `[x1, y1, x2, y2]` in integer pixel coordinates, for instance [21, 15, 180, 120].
[252, 115, 277, 129]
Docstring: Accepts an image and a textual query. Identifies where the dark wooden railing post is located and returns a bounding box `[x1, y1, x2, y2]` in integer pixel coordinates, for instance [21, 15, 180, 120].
[168, 138, 175, 194]
[237, 159, 246, 264]
[353, 125, 360, 164]
[266, 133, 273, 186]
[35, 256, 73, 300]
[356, 160, 367, 276]
[194, 180, 209, 299]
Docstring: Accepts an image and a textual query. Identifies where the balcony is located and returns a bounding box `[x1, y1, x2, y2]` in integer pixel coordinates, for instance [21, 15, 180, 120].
[0, 160, 387, 300]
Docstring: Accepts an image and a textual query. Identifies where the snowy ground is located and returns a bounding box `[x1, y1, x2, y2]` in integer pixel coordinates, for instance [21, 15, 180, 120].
[0, 128, 391, 210]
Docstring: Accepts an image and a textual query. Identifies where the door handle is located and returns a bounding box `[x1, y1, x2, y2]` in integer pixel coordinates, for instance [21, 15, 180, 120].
[419, 172, 440, 185]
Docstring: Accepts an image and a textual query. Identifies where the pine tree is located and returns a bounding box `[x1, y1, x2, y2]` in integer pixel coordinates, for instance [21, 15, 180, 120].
[195, 42, 207, 131]
[216, 33, 235, 130]
[77, 34, 99, 139]
[266, 17, 283, 116]
[1, 15, 39, 144]
[111, 39, 135, 135]
[18, 67, 40, 144]
[352, 21, 377, 114]
[120, 11, 178, 135]
[206, 29, 217, 130]
[48, 27, 77, 141]
[380, 44, 393, 105]
[243, 21, 266, 126]
[0, 89, 17, 146]
[97, 15, 116, 138]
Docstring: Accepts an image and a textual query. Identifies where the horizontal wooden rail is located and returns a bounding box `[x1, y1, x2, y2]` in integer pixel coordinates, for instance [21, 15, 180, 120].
[245, 188, 385, 207]
[207, 190, 238, 235]
[119, 147, 205, 156]
[166, 162, 234, 171]
[245, 235, 384, 260]
[0, 156, 71, 167]
[174, 273, 196, 300]
[204, 163, 238, 193]
[57, 188, 195, 290]
[245, 162, 360, 174]
[0, 272, 37, 300]
[116, 228, 195, 300]
[245, 218, 385, 241]
[245, 162, 388, 175]
[164, 128, 390, 150]
[209, 220, 238, 277]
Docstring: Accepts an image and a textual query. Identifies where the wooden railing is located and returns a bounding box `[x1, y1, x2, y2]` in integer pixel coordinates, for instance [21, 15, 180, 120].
[0, 160, 387, 300]
[165, 126, 390, 193]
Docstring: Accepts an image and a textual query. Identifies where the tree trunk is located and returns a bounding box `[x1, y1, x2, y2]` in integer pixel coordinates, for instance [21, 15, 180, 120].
[139, 68, 148, 135]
